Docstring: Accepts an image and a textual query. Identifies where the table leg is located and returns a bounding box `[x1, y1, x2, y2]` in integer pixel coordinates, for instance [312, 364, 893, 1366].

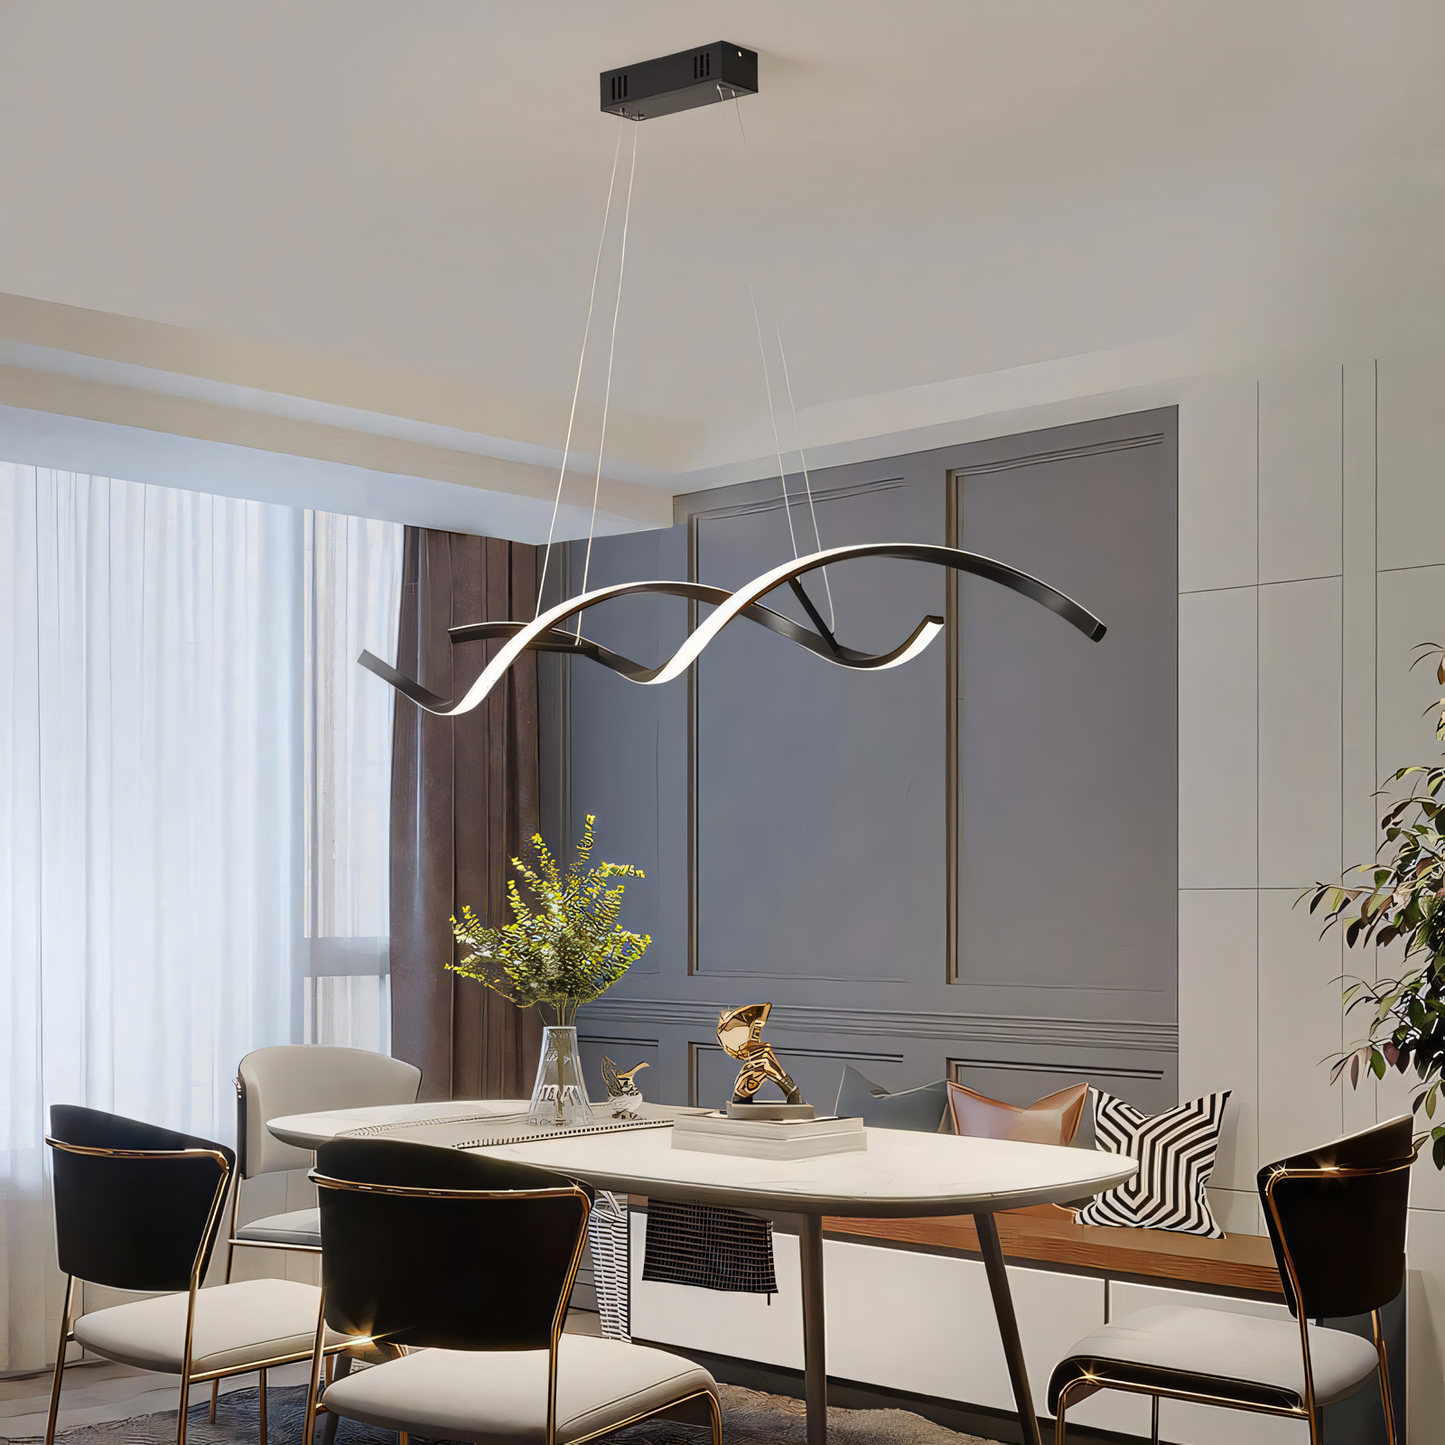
[799, 1213, 828, 1445]
[973, 1212, 1042, 1445]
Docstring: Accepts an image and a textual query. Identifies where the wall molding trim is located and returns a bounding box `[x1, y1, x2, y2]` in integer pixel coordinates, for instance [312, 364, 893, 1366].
[952, 430, 1163, 479]
[577, 998, 1178, 1053]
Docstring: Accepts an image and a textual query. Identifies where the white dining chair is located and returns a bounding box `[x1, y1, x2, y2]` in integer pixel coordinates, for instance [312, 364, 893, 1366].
[224, 1044, 422, 1278]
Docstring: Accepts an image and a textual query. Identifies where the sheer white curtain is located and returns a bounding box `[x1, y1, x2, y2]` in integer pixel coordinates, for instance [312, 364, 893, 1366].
[302, 510, 401, 1051]
[0, 464, 401, 1372]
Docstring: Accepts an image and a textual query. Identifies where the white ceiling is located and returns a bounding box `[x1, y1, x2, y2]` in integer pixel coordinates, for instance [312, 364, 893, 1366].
[1, 1, 1441, 536]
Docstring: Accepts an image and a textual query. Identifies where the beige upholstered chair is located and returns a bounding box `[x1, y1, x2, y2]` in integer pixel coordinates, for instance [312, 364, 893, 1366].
[304, 1137, 722, 1445]
[1049, 1115, 1411, 1445]
[224, 1045, 422, 1277]
[45, 1106, 348, 1445]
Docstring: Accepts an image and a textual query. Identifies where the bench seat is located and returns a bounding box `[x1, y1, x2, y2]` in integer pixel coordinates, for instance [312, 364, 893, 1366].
[822, 1210, 1284, 1297]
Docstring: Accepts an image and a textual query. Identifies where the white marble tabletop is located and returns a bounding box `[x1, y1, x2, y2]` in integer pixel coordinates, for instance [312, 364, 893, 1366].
[476, 1124, 1134, 1217]
[267, 1098, 533, 1149]
[268, 1100, 1135, 1218]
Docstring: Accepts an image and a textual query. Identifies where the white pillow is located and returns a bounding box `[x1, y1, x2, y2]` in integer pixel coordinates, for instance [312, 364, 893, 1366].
[1075, 1088, 1230, 1237]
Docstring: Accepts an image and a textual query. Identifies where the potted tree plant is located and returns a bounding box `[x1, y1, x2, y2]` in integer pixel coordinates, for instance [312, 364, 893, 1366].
[1304, 643, 1445, 1167]
[451, 814, 651, 1126]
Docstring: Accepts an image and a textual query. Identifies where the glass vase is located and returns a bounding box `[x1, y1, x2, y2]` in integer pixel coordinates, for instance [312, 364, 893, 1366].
[528, 1025, 595, 1127]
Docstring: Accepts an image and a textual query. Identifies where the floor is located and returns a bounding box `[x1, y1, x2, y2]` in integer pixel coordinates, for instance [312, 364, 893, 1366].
[0, 1312, 606, 1440]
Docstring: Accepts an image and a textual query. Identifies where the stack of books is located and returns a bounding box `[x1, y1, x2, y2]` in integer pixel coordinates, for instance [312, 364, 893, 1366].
[671, 1110, 867, 1159]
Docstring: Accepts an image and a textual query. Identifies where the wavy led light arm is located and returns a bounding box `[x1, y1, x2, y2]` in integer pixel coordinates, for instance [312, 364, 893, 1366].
[357, 543, 1106, 717]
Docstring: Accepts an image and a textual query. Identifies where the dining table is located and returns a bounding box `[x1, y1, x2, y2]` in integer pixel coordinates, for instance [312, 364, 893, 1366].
[268, 1099, 1136, 1445]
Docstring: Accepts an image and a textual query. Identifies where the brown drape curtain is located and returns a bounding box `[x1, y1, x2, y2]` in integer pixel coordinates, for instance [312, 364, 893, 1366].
[389, 528, 543, 1101]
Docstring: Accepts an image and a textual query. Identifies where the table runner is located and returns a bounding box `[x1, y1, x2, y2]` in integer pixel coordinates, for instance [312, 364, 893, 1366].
[338, 1103, 679, 1150]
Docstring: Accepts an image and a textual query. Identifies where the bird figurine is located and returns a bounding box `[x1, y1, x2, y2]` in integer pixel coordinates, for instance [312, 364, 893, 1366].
[602, 1056, 650, 1118]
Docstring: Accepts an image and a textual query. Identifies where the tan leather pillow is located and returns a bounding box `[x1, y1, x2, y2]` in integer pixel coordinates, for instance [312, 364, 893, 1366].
[946, 1080, 1088, 1147]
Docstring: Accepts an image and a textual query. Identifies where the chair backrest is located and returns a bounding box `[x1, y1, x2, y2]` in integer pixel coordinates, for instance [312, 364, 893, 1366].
[1256, 1114, 1413, 1320]
[48, 1105, 234, 1292]
[237, 1045, 422, 1178]
[313, 1138, 590, 1352]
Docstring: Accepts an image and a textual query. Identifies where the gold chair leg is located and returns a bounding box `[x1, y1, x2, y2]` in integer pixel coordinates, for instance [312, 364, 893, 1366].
[176, 1370, 190, 1445]
[43, 1276, 75, 1445]
[209, 1379, 219, 1423]
[302, 1289, 329, 1445]
[1150, 1394, 1159, 1445]
[707, 1389, 723, 1445]
[258, 1367, 268, 1445]
[1374, 1309, 1397, 1445]
[320, 1355, 353, 1445]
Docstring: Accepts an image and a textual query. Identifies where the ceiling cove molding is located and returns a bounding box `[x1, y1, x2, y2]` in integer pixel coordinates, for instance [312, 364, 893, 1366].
[575, 999, 1178, 1053]
[0, 364, 672, 538]
[0, 292, 699, 479]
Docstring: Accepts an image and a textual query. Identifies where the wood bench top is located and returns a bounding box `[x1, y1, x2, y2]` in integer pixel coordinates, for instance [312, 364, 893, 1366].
[821, 1211, 1284, 1298]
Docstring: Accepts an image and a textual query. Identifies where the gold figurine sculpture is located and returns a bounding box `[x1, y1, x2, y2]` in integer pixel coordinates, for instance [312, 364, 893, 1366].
[717, 1003, 806, 1107]
[601, 1056, 649, 1118]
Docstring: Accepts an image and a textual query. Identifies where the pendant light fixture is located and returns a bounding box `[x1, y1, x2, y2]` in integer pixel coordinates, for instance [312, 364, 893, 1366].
[359, 43, 1106, 716]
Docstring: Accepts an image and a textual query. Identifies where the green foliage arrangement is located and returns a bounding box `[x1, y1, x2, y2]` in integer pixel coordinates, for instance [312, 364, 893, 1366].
[1303, 643, 1445, 1167]
[449, 814, 651, 1027]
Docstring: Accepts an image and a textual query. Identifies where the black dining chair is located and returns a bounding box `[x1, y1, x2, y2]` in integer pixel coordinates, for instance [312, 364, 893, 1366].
[44, 1105, 348, 1445]
[1048, 1114, 1412, 1445]
[303, 1136, 722, 1445]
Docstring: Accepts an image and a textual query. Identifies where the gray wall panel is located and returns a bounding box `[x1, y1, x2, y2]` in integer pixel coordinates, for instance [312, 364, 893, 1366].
[560, 410, 1178, 1115]
[694, 478, 945, 981]
[955, 426, 1178, 1001]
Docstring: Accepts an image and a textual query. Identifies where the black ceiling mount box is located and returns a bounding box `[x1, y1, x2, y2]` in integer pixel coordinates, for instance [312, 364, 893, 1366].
[600, 42, 758, 121]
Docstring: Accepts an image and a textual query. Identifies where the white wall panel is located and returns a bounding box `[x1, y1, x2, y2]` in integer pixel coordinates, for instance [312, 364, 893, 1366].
[1377, 352, 1445, 573]
[1180, 588, 1258, 889]
[1206, 1185, 1264, 1237]
[1257, 889, 1343, 1168]
[629, 1218, 1108, 1418]
[1111, 1278, 1290, 1323]
[1340, 360, 1378, 876]
[1257, 577, 1341, 889]
[1406, 1207, 1445, 1440]
[1179, 375, 1258, 594]
[1376, 1066, 1445, 1212]
[824, 1241, 1103, 1416]
[1179, 888, 1258, 1193]
[1257, 365, 1342, 586]
[1376, 564, 1445, 789]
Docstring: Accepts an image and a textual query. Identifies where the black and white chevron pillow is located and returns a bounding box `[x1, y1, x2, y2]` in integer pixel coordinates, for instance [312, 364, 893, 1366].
[1075, 1089, 1230, 1237]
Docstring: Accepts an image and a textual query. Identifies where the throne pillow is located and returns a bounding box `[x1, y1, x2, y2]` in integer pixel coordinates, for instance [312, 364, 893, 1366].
[834, 1066, 950, 1132]
[1075, 1088, 1231, 1237]
[947, 1080, 1089, 1146]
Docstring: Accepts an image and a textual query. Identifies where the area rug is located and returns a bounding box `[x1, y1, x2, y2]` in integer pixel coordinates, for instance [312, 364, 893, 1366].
[8, 1381, 1001, 1445]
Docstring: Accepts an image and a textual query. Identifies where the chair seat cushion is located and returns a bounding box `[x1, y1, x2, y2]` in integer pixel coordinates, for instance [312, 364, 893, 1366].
[73, 1278, 337, 1376]
[236, 1207, 321, 1247]
[322, 1334, 717, 1444]
[1048, 1304, 1380, 1413]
